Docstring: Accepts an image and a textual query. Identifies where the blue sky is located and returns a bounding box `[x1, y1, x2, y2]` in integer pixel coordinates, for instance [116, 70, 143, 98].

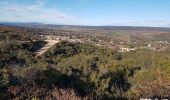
[0, 0, 170, 27]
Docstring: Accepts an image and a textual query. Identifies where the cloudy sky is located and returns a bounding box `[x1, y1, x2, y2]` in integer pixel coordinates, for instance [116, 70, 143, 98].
[0, 0, 170, 27]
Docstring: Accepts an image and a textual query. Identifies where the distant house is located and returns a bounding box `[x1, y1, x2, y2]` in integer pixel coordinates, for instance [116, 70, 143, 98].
[118, 47, 136, 52]
[148, 44, 151, 47]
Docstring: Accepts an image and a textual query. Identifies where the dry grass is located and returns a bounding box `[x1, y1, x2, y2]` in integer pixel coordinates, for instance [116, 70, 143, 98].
[8, 81, 88, 100]
[134, 80, 170, 99]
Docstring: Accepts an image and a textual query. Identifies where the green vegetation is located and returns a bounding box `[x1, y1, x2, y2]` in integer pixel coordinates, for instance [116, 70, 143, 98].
[0, 31, 170, 100]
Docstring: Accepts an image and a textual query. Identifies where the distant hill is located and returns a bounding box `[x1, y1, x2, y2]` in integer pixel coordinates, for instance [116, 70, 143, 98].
[0, 22, 43, 27]
[0, 22, 170, 32]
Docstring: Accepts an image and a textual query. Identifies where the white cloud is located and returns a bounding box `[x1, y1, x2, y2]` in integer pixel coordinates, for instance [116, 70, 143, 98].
[0, 0, 87, 25]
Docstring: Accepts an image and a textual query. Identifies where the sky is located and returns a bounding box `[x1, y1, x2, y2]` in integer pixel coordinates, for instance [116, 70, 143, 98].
[0, 0, 170, 27]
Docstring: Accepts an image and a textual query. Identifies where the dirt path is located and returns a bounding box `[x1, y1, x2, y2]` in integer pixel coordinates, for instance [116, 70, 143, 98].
[36, 40, 60, 56]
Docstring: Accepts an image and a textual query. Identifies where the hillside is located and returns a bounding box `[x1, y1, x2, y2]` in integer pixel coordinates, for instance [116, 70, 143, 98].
[0, 32, 170, 99]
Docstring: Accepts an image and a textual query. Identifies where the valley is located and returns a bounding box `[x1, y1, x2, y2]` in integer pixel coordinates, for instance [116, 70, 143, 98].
[0, 25, 170, 100]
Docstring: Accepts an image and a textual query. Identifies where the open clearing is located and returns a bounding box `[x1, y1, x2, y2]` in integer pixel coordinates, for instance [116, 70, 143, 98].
[36, 40, 60, 56]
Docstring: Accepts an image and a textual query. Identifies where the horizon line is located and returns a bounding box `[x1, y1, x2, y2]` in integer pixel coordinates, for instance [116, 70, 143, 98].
[0, 21, 170, 28]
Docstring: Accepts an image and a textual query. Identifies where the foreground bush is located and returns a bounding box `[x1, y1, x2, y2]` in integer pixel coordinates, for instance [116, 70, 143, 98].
[8, 81, 85, 100]
[134, 80, 170, 99]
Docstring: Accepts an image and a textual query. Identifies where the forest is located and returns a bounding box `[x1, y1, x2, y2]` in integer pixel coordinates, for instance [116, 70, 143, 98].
[0, 28, 170, 100]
